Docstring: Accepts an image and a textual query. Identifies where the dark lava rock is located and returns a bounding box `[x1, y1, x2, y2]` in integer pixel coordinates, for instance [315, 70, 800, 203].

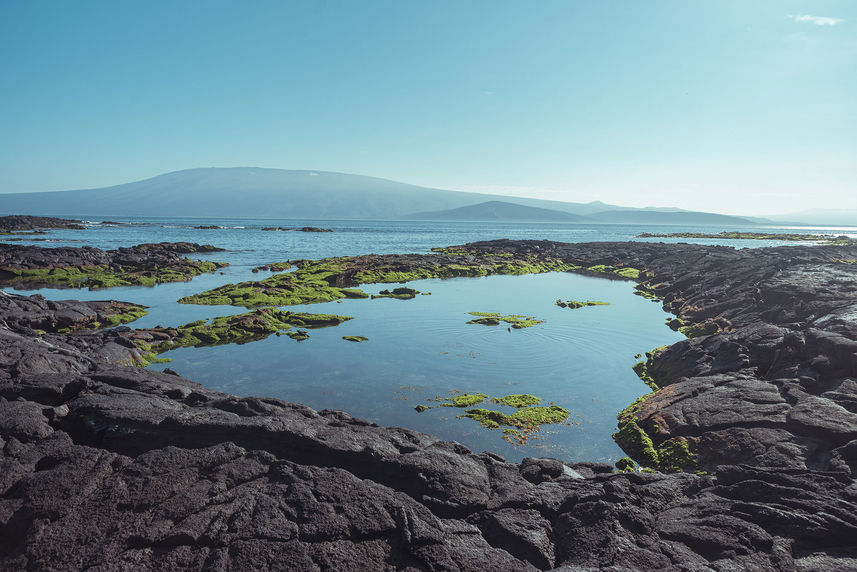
[2, 240, 857, 569]
[0, 242, 228, 289]
[0, 215, 85, 231]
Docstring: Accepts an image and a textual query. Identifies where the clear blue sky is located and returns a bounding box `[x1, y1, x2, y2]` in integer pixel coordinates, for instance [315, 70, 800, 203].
[1, 0, 854, 215]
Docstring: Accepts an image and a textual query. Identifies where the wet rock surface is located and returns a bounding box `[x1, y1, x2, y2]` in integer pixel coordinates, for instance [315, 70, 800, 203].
[1, 239, 857, 569]
[457, 239, 857, 475]
[0, 241, 227, 289]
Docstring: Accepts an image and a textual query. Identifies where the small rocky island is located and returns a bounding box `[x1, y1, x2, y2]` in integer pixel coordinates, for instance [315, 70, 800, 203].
[0, 214, 86, 232]
[0, 241, 227, 289]
[1, 238, 857, 569]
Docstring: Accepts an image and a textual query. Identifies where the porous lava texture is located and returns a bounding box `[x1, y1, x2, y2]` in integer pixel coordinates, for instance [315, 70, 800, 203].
[1, 239, 856, 570]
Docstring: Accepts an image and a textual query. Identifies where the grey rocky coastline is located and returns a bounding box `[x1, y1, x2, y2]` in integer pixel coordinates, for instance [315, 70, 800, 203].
[1, 239, 857, 570]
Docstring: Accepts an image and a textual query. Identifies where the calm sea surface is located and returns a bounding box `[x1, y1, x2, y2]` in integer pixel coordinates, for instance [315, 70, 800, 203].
[7, 217, 856, 463]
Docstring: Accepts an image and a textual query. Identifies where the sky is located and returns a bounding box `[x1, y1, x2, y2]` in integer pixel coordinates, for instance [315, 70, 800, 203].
[0, 0, 854, 216]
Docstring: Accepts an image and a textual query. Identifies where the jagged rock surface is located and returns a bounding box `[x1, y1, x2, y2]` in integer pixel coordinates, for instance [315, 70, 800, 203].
[0, 215, 84, 231]
[1, 240, 857, 569]
[0, 242, 227, 289]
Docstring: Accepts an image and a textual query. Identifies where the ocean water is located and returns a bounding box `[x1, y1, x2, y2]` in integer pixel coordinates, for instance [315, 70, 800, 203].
[6, 217, 856, 463]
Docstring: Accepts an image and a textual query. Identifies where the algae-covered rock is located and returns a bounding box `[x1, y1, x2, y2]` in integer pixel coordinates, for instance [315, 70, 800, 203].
[372, 287, 420, 300]
[555, 299, 609, 309]
[342, 335, 369, 342]
[493, 394, 540, 408]
[286, 330, 310, 341]
[413, 391, 569, 445]
[179, 251, 578, 308]
[0, 242, 228, 290]
[467, 312, 543, 329]
[144, 309, 352, 352]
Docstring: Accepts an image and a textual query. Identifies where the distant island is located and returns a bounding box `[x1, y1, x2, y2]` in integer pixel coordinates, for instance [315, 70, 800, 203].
[0, 167, 764, 226]
[405, 200, 590, 222]
[638, 231, 857, 245]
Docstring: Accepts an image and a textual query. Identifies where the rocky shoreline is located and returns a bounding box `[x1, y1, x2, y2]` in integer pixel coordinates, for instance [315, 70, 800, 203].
[2, 239, 857, 569]
[0, 241, 227, 289]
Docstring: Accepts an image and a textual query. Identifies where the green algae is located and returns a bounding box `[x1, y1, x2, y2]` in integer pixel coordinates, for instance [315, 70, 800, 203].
[583, 264, 642, 280]
[179, 253, 578, 309]
[615, 457, 636, 472]
[492, 394, 540, 408]
[612, 389, 698, 473]
[632, 345, 670, 390]
[613, 395, 659, 467]
[414, 390, 569, 445]
[678, 321, 722, 338]
[56, 302, 149, 333]
[416, 392, 488, 409]
[127, 341, 173, 367]
[286, 330, 310, 341]
[2, 260, 226, 290]
[657, 438, 697, 472]
[146, 309, 352, 353]
[633, 284, 660, 302]
[555, 299, 609, 309]
[461, 405, 570, 429]
[342, 335, 369, 342]
[179, 258, 361, 307]
[466, 312, 543, 329]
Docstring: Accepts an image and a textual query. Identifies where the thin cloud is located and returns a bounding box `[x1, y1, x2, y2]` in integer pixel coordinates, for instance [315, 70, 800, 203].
[787, 14, 844, 26]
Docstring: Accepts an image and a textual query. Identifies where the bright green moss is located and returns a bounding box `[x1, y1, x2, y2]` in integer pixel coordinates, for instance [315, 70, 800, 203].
[493, 394, 540, 408]
[612, 392, 698, 472]
[614, 267, 640, 279]
[180, 253, 577, 308]
[342, 335, 369, 342]
[2, 259, 226, 290]
[414, 390, 569, 445]
[583, 264, 641, 280]
[509, 405, 569, 426]
[146, 309, 352, 353]
[613, 395, 659, 467]
[657, 438, 698, 472]
[423, 393, 488, 408]
[615, 457, 636, 472]
[466, 312, 543, 329]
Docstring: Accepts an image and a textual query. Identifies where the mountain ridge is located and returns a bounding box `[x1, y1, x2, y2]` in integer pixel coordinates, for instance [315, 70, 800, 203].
[0, 167, 764, 225]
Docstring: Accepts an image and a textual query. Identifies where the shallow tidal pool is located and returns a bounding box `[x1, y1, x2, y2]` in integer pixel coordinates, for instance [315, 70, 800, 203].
[148, 271, 684, 464]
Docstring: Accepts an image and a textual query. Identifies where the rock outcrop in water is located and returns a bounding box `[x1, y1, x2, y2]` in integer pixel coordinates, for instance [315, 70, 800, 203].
[0, 242, 227, 289]
[1, 239, 857, 569]
[0, 215, 85, 231]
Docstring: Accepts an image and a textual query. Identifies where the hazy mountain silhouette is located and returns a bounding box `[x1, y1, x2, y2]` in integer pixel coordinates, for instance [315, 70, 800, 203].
[588, 210, 758, 225]
[405, 201, 591, 222]
[0, 167, 762, 225]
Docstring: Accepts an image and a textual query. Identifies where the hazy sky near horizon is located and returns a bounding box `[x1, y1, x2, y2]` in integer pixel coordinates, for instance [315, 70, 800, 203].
[1, 1, 854, 216]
